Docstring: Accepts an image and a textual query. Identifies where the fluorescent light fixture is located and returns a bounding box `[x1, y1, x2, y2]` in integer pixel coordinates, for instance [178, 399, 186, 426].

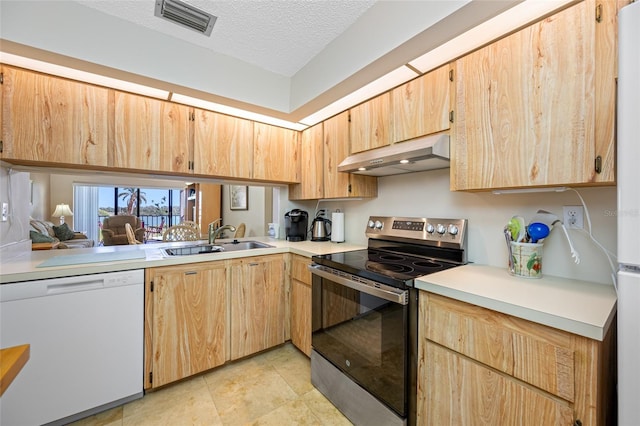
[171, 93, 308, 131]
[409, 0, 574, 73]
[492, 187, 568, 195]
[0, 52, 170, 99]
[299, 65, 420, 126]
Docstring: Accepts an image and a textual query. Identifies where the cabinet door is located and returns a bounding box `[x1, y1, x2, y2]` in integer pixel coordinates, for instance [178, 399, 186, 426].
[289, 123, 324, 200]
[111, 92, 191, 173]
[452, 0, 612, 190]
[230, 255, 285, 360]
[1, 66, 109, 166]
[349, 92, 391, 154]
[391, 64, 451, 143]
[323, 111, 377, 199]
[290, 255, 312, 356]
[193, 109, 253, 179]
[419, 341, 574, 425]
[149, 262, 227, 388]
[253, 123, 300, 183]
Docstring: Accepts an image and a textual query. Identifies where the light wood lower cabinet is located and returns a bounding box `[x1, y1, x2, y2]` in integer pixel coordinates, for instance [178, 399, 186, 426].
[290, 255, 312, 356]
[418, 292, 616, 426]
[145, 262, 227, 389]
[230, 255, 286, 360]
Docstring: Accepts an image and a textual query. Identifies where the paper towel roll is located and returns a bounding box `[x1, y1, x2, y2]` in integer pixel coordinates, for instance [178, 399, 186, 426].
[331, 211, 345, 242]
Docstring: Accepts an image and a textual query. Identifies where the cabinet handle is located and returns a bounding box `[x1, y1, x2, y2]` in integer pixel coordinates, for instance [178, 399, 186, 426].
[185, 271, 197, 275]
[249, 263, 259, 266]
[573, 420, 582, 426]
[595, 4, 602, 23]
[449, 69, 454, 82]
[449, 111, 454, 123]
[594, 155, 602, 174]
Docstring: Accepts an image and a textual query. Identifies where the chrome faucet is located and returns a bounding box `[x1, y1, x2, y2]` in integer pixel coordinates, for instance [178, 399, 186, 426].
[209, 224, 236, 244]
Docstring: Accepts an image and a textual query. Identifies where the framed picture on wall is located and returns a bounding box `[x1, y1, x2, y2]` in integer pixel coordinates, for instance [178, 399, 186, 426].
[230, 185, 248, 210]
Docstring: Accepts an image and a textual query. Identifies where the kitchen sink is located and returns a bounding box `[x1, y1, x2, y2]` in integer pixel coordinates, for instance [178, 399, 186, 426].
[162, 241, 273, 256]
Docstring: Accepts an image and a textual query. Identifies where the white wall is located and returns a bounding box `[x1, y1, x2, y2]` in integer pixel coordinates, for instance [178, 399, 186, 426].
[222, 186, 271, 238]
[282, 168, 618, 286]
[0, 164, 32, 257]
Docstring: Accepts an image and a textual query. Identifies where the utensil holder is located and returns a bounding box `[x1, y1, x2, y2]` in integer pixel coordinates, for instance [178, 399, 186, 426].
[509, 242, 543, 278]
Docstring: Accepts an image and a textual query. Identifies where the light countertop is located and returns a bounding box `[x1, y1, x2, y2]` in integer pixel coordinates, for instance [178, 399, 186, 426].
[416, 264, 617, 341]
[0, 237, 365, 284]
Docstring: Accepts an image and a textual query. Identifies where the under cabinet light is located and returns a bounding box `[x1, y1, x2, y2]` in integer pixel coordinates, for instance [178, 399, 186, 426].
[492, 187, 568, 195]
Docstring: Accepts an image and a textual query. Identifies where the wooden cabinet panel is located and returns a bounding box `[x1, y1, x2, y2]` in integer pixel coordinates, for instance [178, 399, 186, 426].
[1, 66, 109, 166]
[349, 92, 391, 154]
[290, 255, 312, 356]
[323, 111, 377, 199]
[289, 124, 324, 200]
[230, 255, 285, 360]
[253, 123, 300, 183]
[391, 64, 451, 143]
[147, 262, 227, 388]
[452, 0, 615, 190]
[419, 292, 616, 426]
[420, 341, 574, 426]
[193, 109, 253, 179]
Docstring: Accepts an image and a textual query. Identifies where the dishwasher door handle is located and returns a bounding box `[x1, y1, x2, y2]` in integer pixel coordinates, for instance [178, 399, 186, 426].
[47, 280, 104, 295]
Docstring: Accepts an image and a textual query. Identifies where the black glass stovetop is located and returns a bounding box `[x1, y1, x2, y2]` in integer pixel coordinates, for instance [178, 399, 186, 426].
[312, 247, 461, 289]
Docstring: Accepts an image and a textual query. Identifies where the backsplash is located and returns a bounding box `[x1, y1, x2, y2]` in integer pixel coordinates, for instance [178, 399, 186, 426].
[283, 168, 617, 285]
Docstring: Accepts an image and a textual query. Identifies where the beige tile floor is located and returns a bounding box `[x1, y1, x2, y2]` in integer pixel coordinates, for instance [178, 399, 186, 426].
[70, 343, 353, 426]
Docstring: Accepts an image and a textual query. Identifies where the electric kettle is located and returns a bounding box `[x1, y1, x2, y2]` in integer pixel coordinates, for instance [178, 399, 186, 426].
[311, 210, 332, 241]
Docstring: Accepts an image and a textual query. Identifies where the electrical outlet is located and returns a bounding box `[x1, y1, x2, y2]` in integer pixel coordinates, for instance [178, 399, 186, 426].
[563, 205, 584, 229]
[1, 202, 8, 222]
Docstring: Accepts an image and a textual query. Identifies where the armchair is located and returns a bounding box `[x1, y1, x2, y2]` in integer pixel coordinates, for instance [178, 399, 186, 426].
[102, 216, 145, 246]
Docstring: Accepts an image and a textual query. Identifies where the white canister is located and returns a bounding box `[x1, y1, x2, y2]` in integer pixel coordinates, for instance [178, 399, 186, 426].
[331, 210, 345, 243]
[267, 223, 280, 239]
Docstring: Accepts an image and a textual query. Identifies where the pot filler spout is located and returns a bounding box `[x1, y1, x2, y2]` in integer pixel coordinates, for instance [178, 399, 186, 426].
[338, 133, 450, 177]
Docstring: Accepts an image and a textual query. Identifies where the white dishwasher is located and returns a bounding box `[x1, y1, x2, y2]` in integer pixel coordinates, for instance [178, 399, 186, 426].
[0, 269, 144, 426]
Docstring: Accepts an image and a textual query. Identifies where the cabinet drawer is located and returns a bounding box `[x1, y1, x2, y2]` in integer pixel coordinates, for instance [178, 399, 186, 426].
[423, 293, 575, 401]
[291, 255, 312, 285]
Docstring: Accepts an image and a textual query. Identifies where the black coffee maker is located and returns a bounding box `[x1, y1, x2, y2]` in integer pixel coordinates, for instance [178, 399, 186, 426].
[285, 209, 308, 241]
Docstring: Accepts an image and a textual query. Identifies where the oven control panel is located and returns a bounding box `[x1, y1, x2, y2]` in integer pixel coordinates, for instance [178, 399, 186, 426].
[366, 216, 467, 249]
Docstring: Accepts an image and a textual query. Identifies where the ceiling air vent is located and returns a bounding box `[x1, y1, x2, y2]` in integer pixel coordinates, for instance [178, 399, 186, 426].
[154, 0, 217, 36]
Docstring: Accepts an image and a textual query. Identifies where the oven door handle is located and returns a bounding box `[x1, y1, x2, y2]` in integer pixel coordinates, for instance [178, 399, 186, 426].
[308, 264, 408, 305]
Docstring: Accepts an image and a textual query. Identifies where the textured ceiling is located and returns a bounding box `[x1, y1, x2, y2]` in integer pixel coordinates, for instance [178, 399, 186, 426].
[76, 0, 377, 78]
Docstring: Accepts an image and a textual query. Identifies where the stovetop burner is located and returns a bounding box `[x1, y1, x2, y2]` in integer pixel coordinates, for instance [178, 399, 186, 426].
[311, 216, 468, 289]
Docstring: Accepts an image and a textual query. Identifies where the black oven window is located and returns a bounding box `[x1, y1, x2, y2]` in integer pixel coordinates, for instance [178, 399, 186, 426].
[312, 279, 407, 416]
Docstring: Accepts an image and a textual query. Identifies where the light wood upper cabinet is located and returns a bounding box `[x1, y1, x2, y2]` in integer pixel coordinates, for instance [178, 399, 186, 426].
[391, 64, 451, 143]
[253, 123, 300, 183]
[289, 123, 324, 200]
[193, 109, 253, 179]
[290, 255, 312, 356]
[110, 91, 191, 173]
[230, 255, 285, 360]
[418, 292, 616, 426]
[452, 0, 617, 191]
[145, 262, 227, 389]
[323, 111, 377, 199]
[349, 92, 391, 154]
[1, 66, 109, 167]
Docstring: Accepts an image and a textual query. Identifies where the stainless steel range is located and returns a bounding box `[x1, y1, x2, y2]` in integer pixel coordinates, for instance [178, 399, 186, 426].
[309, 216, 468, 426]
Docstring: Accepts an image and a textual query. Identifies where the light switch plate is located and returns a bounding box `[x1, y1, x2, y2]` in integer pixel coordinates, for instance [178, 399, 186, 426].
[1, 202, 8, 222]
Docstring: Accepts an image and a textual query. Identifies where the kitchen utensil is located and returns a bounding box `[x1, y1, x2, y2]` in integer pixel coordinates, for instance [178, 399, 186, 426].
[311, 210, 332, 241]
[530, 210, 559, 230]
[527, 222, 550, 243]
[507, 216, 526, 242]
[505, 227, 515, 271]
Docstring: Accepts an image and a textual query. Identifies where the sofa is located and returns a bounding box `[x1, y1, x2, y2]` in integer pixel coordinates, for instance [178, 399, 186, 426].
[102, 215, 145, 246]
[29, 218, 95, 249]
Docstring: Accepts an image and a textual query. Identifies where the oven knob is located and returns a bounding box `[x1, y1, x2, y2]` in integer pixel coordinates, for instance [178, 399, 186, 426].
[375, 220, 383, 230]
[368, 220, 375, 229]
[426, 223, 435, 234]
[436, 224, 446, 235]
[448, 224, 459, 236]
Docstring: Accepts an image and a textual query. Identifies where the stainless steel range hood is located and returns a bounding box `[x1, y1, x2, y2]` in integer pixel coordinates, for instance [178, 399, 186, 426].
[338, 133, 450, 177]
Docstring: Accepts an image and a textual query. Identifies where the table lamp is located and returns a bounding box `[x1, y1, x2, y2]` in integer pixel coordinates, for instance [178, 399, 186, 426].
[52, 203, 73, 225]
